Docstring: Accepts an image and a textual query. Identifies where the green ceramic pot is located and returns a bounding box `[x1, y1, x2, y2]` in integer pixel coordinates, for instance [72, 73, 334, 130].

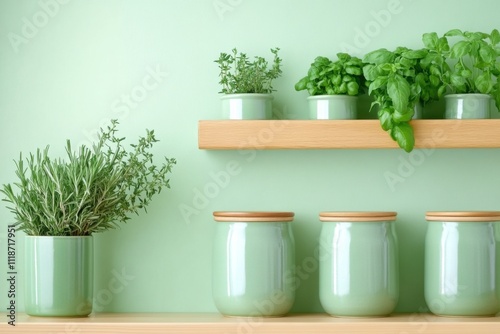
[307, 95, 357, 119]
[319, 212, 399, 317]
[425, 211, 500, 316]
[220, 94, 273, 119]
[25, 236, 93, 317]
[444, 94, 491, 119]
[212, 211, 295, 317]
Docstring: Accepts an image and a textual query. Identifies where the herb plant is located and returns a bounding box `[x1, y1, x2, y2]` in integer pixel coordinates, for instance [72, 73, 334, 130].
[363, 47, 441, 152]
[215, 47, 282, 94]
[422, 29, 500, 110]
[1, 120, 176, 236]
[294, 53, 365, 96]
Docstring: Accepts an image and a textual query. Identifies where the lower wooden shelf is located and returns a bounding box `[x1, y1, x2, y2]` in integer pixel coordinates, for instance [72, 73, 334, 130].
[1, 313, 499, 334]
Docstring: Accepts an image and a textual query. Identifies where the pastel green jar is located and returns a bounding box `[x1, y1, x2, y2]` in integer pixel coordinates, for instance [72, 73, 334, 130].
[319, 212, 399, 317]
[212, 211, 295, 317]
[424, 211, 500, 316]
[25, 236, 93, 317]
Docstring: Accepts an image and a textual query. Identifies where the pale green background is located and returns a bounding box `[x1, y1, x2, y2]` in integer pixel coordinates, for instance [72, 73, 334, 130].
[1, 0, 499, 314]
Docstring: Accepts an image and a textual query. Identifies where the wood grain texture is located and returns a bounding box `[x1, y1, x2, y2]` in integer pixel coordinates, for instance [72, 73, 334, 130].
[198, 119, 500, 149]
[1, 313, 500, 334]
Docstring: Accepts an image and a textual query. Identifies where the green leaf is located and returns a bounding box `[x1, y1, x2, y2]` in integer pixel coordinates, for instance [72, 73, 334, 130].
[402, 49, 428, 59]
[345, 66, 362, 76]
[391, 123, 415, 152]
[387, 74, 410, 113]
[490, 29, 500, 45]
[422, 32, 439, 50]
[393, 107, 414, 123]
[494, 83, 500, 111]
[347, 82, 359, 96]
[479, 45, 496, 63]
[445, 29, 463, 37]
[378, 108, 393, 131]
[368, 76, 388, 95]
[475, 72, 493, 94]
[363, 49, 394, 65]
[450, 73, 466, 86]
[294, 77, 308, 91]
[450, 40, 471, 59]
[363, 64, 380, 81]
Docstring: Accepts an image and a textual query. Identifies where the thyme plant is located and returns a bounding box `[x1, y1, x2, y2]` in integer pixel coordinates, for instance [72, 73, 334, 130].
[1, 120, 176, 236]
[215, 47, 282, 94]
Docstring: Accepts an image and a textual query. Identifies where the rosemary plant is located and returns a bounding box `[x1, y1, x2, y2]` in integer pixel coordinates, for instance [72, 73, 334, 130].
[1, 120, 176, 236]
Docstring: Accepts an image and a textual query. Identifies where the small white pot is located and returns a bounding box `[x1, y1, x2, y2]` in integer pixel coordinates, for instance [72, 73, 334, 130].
[220, 94, 273, 119]
[307, 95, 357, 120]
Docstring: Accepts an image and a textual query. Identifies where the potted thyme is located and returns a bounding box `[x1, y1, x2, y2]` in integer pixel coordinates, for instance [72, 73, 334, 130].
[214, 47, 282, 119]
[295, 53, 365, 120]
[1, 120, 176, 317]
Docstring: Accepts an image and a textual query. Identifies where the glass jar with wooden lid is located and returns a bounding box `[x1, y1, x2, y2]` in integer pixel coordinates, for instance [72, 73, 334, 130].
[319, 211, 399, 317]
[212, 211, 295, 317]
[425, 211, 500, 316]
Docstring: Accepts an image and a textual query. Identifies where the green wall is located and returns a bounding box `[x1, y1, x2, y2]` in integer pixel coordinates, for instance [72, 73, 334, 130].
[1, 0, 500, 314]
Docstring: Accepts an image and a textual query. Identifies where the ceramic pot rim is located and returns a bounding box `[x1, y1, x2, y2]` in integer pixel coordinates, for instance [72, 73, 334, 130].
[319, 211, 397, 222]
[426, 211, 500, 222]
[220, 93, 274, 100]
[444, 93, 492, 100]
[213, 211, 294, 222]
[307, 95, 358, 101]
[25, 235, 93, 238]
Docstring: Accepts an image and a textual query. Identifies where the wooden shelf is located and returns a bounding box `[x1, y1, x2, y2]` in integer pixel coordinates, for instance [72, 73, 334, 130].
[198, 119, 500, 150]
[2, 313, 499, 333]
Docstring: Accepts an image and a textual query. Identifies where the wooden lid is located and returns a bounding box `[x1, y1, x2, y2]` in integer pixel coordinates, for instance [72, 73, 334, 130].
[426, 211, 500, 222]
[319, 211, 397, 222]
[213, 211, 294, 222]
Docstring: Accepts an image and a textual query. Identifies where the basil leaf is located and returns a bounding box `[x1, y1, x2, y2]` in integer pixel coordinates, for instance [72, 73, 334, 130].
[422, 32, 439, 50]
[363, 49, 394, 65]
[387, 74, 410, 113]
[391, 123, 415, 152]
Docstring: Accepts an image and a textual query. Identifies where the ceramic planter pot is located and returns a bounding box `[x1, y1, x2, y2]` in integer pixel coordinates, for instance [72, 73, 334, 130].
[444, 94, 491, 119]
[319, 212, 399, 317]
[307, 95, 357, 119]
[25, 236, 93, 316]
[425, 211, 500, 317]
[212, 211, 295, 317]
[220, 94, 273, 119]
[413, 102, 423, 119]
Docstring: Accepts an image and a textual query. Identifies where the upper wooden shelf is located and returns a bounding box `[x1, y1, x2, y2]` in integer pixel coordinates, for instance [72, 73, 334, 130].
[2, 313, 499, 333]
[198, 119, 500, 150]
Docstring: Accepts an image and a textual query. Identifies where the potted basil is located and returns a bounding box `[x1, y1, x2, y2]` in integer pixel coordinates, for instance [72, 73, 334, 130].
[362, 47, 442, 152]
[295, 53, 364, 119]
[422, 29, 500, 119]
[214, 47, 282, 119]
[1, 120, 176, 317]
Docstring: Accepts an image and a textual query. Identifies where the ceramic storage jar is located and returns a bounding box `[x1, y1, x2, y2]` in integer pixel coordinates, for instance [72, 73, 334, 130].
[425, 211, 500, 316]
[212, 211, 295, 317]
[319, 212, 399, 317]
